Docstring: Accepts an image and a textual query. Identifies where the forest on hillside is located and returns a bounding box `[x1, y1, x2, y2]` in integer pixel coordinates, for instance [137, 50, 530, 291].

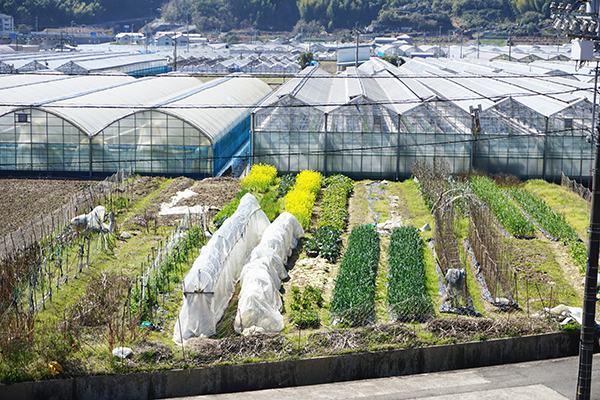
[1, 0, 554, 34]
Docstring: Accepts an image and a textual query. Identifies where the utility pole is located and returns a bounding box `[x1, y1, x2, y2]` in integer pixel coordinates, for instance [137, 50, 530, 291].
[173, 37, 178, 71]
[551, 1, 600, 398]
[354, 22, 360, 69]
[438, 26, 441, 58]
[508, 26, 513, 60]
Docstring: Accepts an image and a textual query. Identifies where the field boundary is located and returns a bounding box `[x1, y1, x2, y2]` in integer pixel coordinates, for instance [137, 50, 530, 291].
[0, 330, 581, 400]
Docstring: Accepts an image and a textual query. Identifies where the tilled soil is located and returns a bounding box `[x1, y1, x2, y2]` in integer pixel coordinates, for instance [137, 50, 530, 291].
[0, 178, 96, 237]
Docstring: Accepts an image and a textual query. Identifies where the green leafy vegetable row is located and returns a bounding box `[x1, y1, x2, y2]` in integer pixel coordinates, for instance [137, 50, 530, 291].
[213, 189, 249, 228]
[330, 225, 380, 324]
[469, 176, 536, 238]
[387, 226, 434, 321]
[318, 174, 354, 230]
[305, 225, 342, 263]
[508, 187, 578, 240]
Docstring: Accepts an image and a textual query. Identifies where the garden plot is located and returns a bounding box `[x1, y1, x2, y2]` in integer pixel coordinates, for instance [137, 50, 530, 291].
[0, 165, 592, 385]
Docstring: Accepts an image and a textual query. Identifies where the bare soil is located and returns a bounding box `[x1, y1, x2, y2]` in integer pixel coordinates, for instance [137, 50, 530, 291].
[0, 178, 96, 237]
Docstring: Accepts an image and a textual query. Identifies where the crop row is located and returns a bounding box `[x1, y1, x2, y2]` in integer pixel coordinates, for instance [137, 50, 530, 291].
[284, 170, 322, 230]
[330, 225, 380, 324]
[241, 163, 278, 193]
[387, 226, 433, 320]
[508, 187, 577, 240]
[469, 176, 536, 238]
[507, 187, 587, 271]
[318, 175, 354, 230]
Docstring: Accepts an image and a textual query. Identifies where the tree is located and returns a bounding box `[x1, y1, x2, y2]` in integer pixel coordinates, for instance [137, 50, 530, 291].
[297, 52, 314, 69]
[380, 55, 404, 67]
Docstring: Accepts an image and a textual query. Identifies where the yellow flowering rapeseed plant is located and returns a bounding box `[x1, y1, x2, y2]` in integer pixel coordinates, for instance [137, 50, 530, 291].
[284, 170, 322, 229]
[241, 163, 278, 192]
[294, 170, 322, 195]
[285, 188, 316, 229]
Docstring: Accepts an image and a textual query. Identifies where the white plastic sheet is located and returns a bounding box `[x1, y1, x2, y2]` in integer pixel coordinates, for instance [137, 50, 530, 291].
[234, 258, 284, 335]
[235, 212, 304, 334]
[70, 205, 109, 232]
[250, 211, 304, 282]
[173, 193, 270, 343]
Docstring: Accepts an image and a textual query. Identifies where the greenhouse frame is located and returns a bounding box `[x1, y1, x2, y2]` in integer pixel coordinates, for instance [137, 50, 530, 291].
[251, 58, 595, 183]
[0, 74, 272, 177]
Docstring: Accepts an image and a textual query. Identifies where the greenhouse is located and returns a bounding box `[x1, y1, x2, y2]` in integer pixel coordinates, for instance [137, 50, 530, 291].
[0, 74, 272, 177]
[251, 58, 595, 182]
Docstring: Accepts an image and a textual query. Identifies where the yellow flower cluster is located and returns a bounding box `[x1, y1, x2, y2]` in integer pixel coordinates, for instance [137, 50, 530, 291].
[294, 170, 322, 195]
[241, 163, 278, 193]
[284, 170, 322, 229]
[285, 189, 316, 229]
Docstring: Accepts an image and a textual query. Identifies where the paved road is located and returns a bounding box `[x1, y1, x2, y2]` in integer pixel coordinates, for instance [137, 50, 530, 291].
[170, 354, 600, 400]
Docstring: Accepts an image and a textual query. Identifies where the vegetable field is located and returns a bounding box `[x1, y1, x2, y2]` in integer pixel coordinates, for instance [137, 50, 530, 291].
[0, 164, 592, 385]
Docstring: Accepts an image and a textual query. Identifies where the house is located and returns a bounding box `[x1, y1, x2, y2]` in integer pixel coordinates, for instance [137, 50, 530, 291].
[0, 13, 14, 33]
[115, 32, 145, 44]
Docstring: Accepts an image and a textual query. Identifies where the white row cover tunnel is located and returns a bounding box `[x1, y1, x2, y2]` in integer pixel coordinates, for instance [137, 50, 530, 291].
[174, 194, 303, 343]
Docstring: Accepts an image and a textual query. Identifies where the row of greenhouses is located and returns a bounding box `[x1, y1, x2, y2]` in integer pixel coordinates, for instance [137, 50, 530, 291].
[0, 73, 271, 177]
[251, 58, 594, 182]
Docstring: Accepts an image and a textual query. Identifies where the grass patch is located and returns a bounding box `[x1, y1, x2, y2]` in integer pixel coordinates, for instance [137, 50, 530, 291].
[508, 239, 579, 312]
[348, 182, 370, 228]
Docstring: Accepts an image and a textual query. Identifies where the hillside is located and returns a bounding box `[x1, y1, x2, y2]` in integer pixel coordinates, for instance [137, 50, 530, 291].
[3, 0, 552, 36]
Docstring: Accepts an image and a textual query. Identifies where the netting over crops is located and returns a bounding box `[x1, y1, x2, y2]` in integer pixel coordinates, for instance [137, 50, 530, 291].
[252, 58, 594, 182]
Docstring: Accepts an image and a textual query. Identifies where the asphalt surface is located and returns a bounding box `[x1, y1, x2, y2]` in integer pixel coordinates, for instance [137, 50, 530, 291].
[169, 354, 600, 400]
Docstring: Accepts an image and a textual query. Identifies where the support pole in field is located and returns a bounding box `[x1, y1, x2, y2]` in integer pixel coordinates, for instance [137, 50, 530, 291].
[551, 1, 600, 396]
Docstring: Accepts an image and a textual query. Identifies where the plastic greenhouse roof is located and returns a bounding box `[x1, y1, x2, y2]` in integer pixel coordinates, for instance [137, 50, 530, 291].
[0, 73, 67, 89]
[256, 57, 594, 124]
[64, 54, 168, 72]
[0, 75, 135, 116]
[154, 74, 272, 143]
[45, 76, 203, 136]
[256, 66, 332, 112]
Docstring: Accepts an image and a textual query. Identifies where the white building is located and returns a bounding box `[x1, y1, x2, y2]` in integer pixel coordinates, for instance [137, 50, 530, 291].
[0, 14, 14, 33]
[115, 32, 145, 44]
[337, 45, 370, 70]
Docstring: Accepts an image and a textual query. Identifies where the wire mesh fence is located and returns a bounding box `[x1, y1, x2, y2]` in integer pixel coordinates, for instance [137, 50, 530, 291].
[0, 167, 133, 262]
[561, 171, 591, 201]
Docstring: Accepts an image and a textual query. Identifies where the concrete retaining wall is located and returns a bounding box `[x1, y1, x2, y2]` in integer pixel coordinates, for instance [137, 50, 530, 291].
[0, 330, 580, 400]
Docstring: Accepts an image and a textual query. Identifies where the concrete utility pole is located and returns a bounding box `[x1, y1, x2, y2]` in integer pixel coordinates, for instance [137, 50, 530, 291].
[551, 1, 600, 398]
[354, 22, 360, 69]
